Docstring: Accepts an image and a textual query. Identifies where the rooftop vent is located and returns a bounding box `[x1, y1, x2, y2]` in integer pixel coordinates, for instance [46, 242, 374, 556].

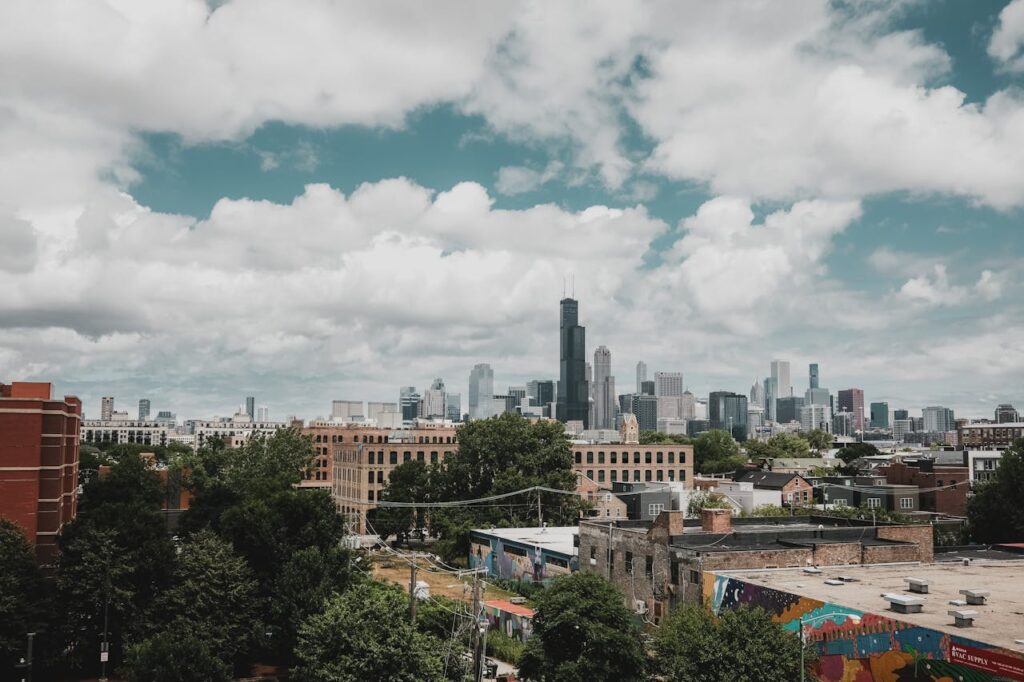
[903, 577, 929, 594]
[959, 589, 989, 606]
[824, 579, 844, 586]
[948, 609, 977, 628]
[883, 593, 925, 614]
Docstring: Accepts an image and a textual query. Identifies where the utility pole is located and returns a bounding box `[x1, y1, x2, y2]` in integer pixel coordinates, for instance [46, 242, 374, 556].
[408, 560, 418, 624]
[100, 557, 111, 682]
[799, 615, 805, 682]
[471, 572, 482, 682]
[537, 490, 543, 528]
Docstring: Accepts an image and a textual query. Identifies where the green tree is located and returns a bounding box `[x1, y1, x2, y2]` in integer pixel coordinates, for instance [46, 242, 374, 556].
[968, 440, 1024, 543]
[835, 442, 879, 467]
[292, 582, 444, 682]
[268, 545, 366, 663]
[375, 459, 433, 544]
[804, 429, 832, 453]
[686, 491, 733, 517]
[518, 572, 646, 682]
[653, 603, 809, 681]
[221, 427, 316, 496]
[121, 632, 232, 682]
[746, 433, 811, 460]
[145, 531, 259, 664]
[693, 430, 741, 473]
[0, 520, 49, 675]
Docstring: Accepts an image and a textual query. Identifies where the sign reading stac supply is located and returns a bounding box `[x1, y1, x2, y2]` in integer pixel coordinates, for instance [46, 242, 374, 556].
[949, 642, 1024, 681]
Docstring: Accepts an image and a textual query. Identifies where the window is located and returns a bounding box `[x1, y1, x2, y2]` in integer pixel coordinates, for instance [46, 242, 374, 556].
[648, 503, 665, 517]
[633, 470, 641, 481]
[403, 452, 411, 462]
[656, 452, 663, 464]
[587, 452, 594, 464]
[634, 452, 641, 464]
[504, 545, 527, 557]
[900, 497, 914, 510]
[656, 470, 663, 481]
[377, 452, 384, 465]
[611, 451, 618, 464]
[867, 497, 881, 509]
[679, 470, 686, 480]
[389, 452, 398, 465]
[610, 470, 618, 482]
[367, 490, 374, 501]
[367, 471, 374, 484]
[598, 470, 606, 483]
[430, 452, 438, 464]
[689, 570, 699, 584]
[645, 555, 654, 577]
[645, 452, 652, 464]
[625, 551, 633, 574]
[832, 498, 847, 507]
[377, 471, 383, 484]
[668, 452, 675, 464]
[590, 546, 597, 560]
[367, 451, 375, 465]
[587, 470, 594, 480]
[670, 561, 680, 584]
[668, 470, 675, 481]
[547, 556, 569, 569]
[598, 452, 605, 464]
[645, 470, 652, 482]
[575, 452, 582, 464]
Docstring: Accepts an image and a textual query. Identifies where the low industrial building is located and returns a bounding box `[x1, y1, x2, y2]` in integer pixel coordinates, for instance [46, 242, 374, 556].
[469, 526, 577, 584]
[881, 457, 969, 516]
[577, 509, 934, 625]
[482, 599, 535, 642]
[708, 558, 1024, 681]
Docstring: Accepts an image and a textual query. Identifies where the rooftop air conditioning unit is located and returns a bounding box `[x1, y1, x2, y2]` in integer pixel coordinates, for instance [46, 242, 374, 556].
[634, 599, 648, 615]
[509, 597, 527, 605]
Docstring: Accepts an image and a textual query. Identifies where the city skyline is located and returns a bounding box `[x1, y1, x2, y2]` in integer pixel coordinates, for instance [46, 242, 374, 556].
[2, 2, 1023, 420]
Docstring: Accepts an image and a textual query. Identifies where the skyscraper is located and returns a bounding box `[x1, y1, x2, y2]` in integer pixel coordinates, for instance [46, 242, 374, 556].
[468, 364, 494, 420]
[922, 406, 955, 433]
[995, 404, 1019, 423]
[256, 405, 269, 422]
[593, 346, 616, 429]
[636, 361, 647, 393]
[894, 409, 909, 421]
[654, 372, 684, 397]
[763, 377, 777, 421]
[749, 379, 764, 408]
[770, 360, 792, 398]
[445, 393, 461, 422]
[709, 391, 748, 441]
[100, 396, 114, 421]
[870, 402, 889, 429]
[630, 394, 658, 432]
[245, 396, 255, 421]
[557, 298, 589, 427]
[400, 388, 421, 421]
[837, 389, 865, 432]
[527, 379, 556, 417]
[809, 363, 819, 390]
[423, 378, 447, 419]
[640, 380, 655, 396]
[775, 396, 804, 424]
[138, 398, 151, 421]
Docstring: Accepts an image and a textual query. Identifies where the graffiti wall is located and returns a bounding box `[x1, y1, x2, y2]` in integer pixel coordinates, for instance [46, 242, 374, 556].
[704, 573, 1024, 682]
[469, 535, 573, 584]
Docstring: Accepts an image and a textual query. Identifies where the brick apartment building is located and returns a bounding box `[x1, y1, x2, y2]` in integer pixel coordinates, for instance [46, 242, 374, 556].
[881, 458, 969, 516]
[733, 470, 813, 507]
[578, 508, 934, 624]
[0, 382, 81, 561]
[306, 419, 693, 534]
[956, 421, 1024, 448]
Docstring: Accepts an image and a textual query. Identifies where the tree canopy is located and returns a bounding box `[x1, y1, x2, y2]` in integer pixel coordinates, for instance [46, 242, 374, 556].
[968, 439, 1024, 543]
[292, 582, 445, 682]
[653, 604, 810, 682]
[693, 429, 745, 474]
[0, 520, 48, 675]
[745, 432, 812, 460]
[518, 572, 646, 682]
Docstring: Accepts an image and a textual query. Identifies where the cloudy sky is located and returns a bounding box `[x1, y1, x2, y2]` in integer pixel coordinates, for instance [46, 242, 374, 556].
[2, 0, 1023, 421]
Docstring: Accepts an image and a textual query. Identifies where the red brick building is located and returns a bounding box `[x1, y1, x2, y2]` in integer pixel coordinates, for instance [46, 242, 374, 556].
[881, 458, 969, 516]
[0, 382, 81, 561]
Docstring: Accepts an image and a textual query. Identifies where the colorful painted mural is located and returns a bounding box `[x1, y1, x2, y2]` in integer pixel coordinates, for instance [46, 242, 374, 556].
[703, 573, 1024, 682]
[482, 599, 535, 642]
[469, 534, 573, 584]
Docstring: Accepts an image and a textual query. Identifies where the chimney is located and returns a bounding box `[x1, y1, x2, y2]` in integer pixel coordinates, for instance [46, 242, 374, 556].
[648, 510, 686, 541]
[701, 508, 732, 534]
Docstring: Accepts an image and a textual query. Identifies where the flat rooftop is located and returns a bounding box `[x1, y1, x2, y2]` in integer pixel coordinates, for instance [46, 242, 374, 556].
[471, 526, 578, 557]
[719, 560, 1024, 652]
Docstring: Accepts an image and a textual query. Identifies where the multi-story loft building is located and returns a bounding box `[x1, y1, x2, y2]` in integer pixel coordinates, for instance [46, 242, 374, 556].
[1, 382, 81, 562]
[308, 421, 460, 533]
[571, 441, 693, 488]
[956, 421, 1024, 449]
[81, 419, 173, 446]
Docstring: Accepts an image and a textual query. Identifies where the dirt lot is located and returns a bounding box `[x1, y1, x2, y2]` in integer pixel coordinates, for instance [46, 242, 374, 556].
[371, 554, 515, 603]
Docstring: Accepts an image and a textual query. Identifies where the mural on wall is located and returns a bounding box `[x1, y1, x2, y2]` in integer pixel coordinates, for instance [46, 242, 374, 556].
[704, 573, 1024, 682]
[469, 536, 572, 584]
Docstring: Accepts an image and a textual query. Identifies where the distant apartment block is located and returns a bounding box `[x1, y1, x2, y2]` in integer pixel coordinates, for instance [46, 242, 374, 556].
[957, 421, 1024, 449]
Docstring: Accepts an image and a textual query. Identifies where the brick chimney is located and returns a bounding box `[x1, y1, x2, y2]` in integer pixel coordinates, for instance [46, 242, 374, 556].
[648, 510, 686, 541]
[701, 508, 732, 533]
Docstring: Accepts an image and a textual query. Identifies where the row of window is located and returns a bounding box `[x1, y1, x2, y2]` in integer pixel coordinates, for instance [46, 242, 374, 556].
[313, 433, 457, 445]
[583, 469, 687, 483]
[359, 450, 454, 465]
[574, 451, 686, 465]
[588, 545, 699, 585]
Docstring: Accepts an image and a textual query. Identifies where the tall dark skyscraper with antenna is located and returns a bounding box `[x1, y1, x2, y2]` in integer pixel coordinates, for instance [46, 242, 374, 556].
[557, 297, 589, 427]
